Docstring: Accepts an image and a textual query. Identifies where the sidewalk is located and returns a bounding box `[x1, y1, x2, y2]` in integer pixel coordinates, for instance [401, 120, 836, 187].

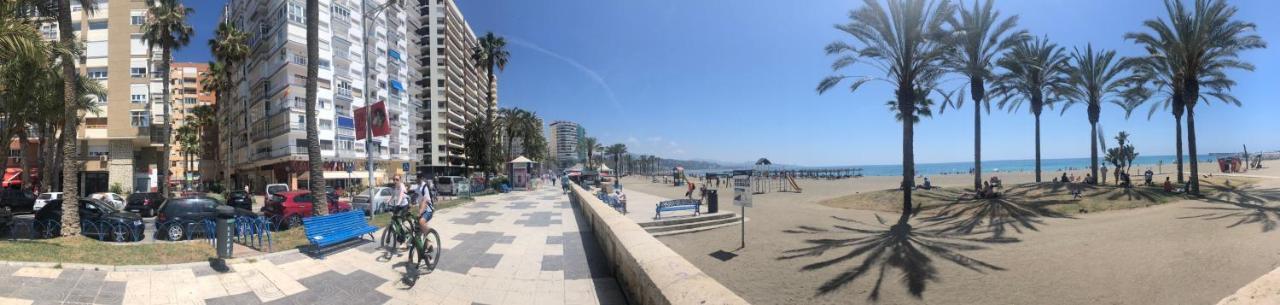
[0, 186, 625, 305]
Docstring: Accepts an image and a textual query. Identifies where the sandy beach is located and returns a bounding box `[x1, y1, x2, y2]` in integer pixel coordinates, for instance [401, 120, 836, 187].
[620, 161, 1280, 304]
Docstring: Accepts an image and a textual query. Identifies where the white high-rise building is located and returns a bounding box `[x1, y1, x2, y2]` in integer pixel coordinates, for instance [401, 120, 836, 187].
[222, 0, 415, 190]
[411, 0, 491, 177]
[549, 121, 584, 169]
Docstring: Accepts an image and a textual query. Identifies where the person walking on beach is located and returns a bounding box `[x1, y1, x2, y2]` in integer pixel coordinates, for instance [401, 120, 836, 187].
[1102, 166, 1108, 185]
[685, 181, 696, 199]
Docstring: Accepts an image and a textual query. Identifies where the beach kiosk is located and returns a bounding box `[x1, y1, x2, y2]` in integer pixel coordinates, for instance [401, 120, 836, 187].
[508, 156, 537, 191]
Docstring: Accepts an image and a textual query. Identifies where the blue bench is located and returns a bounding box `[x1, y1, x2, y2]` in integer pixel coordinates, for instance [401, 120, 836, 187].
[655, 199, 701, 220]
[301, 210, 378, 256]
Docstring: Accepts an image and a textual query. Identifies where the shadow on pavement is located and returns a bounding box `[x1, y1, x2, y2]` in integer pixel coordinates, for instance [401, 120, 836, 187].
[1180, 179, 1280, 232]
[776, 215, 1004, 300]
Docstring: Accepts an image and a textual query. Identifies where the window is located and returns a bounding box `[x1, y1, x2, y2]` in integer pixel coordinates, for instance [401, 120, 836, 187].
[319, 119, 332, 130]
[183, 97, 197, 104]
[86, 41, 107, 58]
[287, 2, 305, 24]
[320, 140, 333, 150]
[131, 10, 146, 26]
[131, 67, 146, 78]
[88, 68, 108, 80]
[131, 84, 148, 103]
[131, 111, 151, 127]
[88, 20, 108, 30]
[332, 5, 349, 18]
[131, 35, 147, 55]
[85, 118, 108, 128]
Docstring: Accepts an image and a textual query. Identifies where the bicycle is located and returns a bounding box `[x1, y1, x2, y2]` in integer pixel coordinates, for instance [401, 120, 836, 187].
[405, 217, 441, 272]
[379, 207, 417, 258]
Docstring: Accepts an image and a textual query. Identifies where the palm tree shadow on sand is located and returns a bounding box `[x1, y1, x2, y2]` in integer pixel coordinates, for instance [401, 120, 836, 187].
[917, 185, 1075, 241]
[1179, 180, 1280, 232]
[777, 214, 1005, 301]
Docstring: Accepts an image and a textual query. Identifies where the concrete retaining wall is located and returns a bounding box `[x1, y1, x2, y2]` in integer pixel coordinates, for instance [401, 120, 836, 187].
[569, 184, 749, 305]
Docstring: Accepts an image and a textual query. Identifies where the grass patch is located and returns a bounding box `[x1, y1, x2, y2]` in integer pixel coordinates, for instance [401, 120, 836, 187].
[245, 196, 476, 253]
[0, 236, 215, 265]
[821, 180, 1193, 215]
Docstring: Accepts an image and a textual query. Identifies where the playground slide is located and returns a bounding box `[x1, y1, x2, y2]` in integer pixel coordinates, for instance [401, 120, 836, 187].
[786, 175, 803, 193]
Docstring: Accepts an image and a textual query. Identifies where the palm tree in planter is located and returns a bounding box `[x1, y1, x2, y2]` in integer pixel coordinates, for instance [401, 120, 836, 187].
[303, 0, 329, 213]
[990, 36, 1071, 183]
[818, 0, 953, 224]
[208, 21, 249, 185]
[141, 0, 193, 196]
[1126, 0, 1265, 195]
[941, 0, 1026, 191]
[1061, 44, 1133, 184]
[472, 32, 510, 177]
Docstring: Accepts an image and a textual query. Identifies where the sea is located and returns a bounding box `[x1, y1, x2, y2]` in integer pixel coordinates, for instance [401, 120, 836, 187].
[687, 154, 1220, 177]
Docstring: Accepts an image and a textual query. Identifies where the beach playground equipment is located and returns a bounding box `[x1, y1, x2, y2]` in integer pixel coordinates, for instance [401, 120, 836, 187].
[751, 158, 802, 194]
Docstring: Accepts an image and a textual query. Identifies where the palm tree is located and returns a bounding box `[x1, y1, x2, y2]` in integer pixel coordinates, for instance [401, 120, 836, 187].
[43, 0, 100, 236]
[1127, 0, 1265, 195]
[304, 0, 327, 213]
[1061, 44, 1132, 184]
[942, 0, 1025, 191]
[581, 137, 602, 169]
[1123, 35, 1187, 185]
[175, 122, 199, 187]
[208, 21, 249, 186]
[990, 36, 1071, 183]
[818, 0, 953, 223]
[473, 32, 509, 122]
[605, 144, 627, 175]
[141, 0, 193, 196]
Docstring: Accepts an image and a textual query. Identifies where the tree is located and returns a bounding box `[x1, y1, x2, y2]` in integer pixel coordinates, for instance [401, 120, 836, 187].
[1061, 44, 1131, 185]
[605, 144, 627, 175]
[175, 122, 199, 187]
[581, 137, 602, 169]
[941, 0, 1025, 191]
[1104, 131, 1138, 185]
[991, 36, 1071, 183]
[818, 0, 953, 224]
[1127, 0, 1265, 195]
[141, 0, 193, 196]
[1123, 33, 1188, 185]
[462, 119, 494, 174]
[472, 32, 509, 176]
[50, 0, 100, 236]
[208, 21, 249, 186]
[304, 0, 326, 213]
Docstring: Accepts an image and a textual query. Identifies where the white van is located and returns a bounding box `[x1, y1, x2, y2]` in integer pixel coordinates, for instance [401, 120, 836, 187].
[434, 176, 465, 196]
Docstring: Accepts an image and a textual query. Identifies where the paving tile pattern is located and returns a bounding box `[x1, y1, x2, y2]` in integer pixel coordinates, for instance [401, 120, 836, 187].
[0, 186, 626, 305]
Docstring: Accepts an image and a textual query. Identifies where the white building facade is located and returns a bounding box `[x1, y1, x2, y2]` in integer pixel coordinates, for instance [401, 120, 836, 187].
[411, 0, 491, 177]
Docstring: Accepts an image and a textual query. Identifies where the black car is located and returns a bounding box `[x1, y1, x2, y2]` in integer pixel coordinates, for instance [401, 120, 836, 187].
[35, 198, 145, 242]
[226, 190, 254, 211]
[154, 196, 256, 241]
[125, 192, 166, 217]
[0, 188, 35, 213]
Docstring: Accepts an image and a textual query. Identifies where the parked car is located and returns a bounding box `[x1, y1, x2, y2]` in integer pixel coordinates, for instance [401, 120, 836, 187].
[226, 190, 254, 211]
[36, 198, 145, 242]
[125, 192, 166, 217]
[34, 192, 62, 212]
[434, 176, 465, 196]
[265, 183, 290, 197]
[352, 187, 396, 215]
[153, 196, 257, 241]
[0, 188, 35, 213]
[261, 191, 351, 230]
[90, 192, 126, 210]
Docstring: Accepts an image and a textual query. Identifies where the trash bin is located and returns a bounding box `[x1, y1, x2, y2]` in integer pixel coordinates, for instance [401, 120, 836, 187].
[706, 189, 718, 214]
[214, 205, 236, 259]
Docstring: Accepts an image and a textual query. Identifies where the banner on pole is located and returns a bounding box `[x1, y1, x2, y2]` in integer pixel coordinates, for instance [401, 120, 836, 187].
[354, 101, 390, 140]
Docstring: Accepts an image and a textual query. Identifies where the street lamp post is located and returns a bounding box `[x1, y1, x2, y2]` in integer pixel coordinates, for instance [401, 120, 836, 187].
[360, 0, 400, 188]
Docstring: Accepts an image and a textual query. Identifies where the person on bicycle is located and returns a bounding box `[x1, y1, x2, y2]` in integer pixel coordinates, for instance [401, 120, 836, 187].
[390, 175, 409, 213]
[414, 175, 435, 247]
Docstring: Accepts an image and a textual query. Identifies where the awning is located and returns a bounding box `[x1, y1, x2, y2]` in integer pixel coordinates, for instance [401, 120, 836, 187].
[388, 49, 401, 61]
[337, 116, 355, 129]
[3, 168, 21, 187]
[508, 156, 536, 164]
[389, 80, 404, 92]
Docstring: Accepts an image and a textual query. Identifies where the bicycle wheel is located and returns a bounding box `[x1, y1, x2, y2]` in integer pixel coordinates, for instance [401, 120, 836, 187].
[405, 230, 423, 270]
[422, 229, 441, 272]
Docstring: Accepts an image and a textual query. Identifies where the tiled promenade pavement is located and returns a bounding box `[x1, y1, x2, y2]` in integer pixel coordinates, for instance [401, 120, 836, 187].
[0, 186, 627, 305]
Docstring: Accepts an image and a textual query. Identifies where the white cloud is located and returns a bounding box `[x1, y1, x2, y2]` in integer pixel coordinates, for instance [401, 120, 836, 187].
[627, 136, 639, 143]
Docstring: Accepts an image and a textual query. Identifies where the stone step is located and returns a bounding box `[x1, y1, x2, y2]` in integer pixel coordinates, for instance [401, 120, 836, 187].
[644, 215, 742, 233]
[639, 212, 735, 228]
[650, 217, 749, 237]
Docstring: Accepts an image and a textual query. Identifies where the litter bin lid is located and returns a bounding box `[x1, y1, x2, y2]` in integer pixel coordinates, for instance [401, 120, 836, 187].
[215, 205, 236, 218]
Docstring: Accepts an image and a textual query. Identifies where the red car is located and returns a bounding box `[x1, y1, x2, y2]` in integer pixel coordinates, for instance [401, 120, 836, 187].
[260, 191, 352, 230]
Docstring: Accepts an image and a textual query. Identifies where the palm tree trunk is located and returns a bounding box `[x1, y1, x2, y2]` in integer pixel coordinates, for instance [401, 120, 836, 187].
[1174, 113, 1184, 184]
[973, 92, 982, 191]
[1034, 114, 1041, 183]
[57, 0, 81, 235]
[898, 88, 915, 225]
[19, 128, 32, 192]
[160, 49, 172, 196]
[306, 0, 327, 213]
[1186, 106, 1199, 195]
[1090, 121, 1098, 184]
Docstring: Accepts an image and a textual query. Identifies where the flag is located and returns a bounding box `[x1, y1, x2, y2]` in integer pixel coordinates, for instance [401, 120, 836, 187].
[354, 101, 390, 140]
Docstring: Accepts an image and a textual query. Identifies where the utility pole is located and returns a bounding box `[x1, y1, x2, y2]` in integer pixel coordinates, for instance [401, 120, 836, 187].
[360, 0, 400, 188]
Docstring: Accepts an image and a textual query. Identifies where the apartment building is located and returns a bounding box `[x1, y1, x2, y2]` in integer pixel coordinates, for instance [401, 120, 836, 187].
[221, 0, 415, 191]
[167, 63, 217, 186]
[548, 121, 584, 169]
[39, 0, 166, 194]
[411, 0, 492, 177]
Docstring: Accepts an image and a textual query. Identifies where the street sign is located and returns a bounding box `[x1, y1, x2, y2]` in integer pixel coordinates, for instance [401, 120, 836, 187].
[345, 162, 354, 173]
[732, 172, 753, 207]
[402, 162, 410, 171]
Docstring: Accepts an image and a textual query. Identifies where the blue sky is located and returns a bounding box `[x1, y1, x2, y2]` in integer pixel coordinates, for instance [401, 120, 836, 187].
[176, 0, 1280, 167]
